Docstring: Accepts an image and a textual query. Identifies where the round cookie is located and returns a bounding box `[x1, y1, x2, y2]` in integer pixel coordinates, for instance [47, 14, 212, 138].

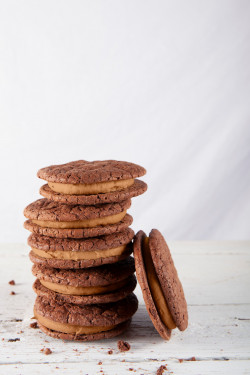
[133, 229, 188, 340]
[33, 276, 137, 305]
[39, 179, 147, 205]
[34, 293, 138, 341]
[28, 228, 134, 269]
[24, 214, 133, 239]
[37, 160, 146, 184]
[32, 257, 137, 304]
[24, 198, 131, 232]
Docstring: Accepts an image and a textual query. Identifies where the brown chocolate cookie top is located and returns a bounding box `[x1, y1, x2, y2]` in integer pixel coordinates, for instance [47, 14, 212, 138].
[24, 214, 133, 239]
[32, 256, 135, 287]
[28, 228, 134, 252]
[37, 160, 146, 184]
[34, 293, 138, 326]
[148, 229, 188, 331]
[39, 179, 147, 205]
[24, 198, 131, 221]
[133, 230, 171, 340]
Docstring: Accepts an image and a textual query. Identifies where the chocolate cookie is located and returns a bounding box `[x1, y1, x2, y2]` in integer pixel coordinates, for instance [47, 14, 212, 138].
[133, 229, 188, 340]
[28, 228, 134, 269]
[33, 276, 136, 305]
[32, 257, 137, 304]
[24, 214, 133, 239]
[24, 213, 133, 239]
[34, 293, 138, 341]
[37, 160, 146, 184]
[39, 179, 147, 205]
[24, 198, 130, 227]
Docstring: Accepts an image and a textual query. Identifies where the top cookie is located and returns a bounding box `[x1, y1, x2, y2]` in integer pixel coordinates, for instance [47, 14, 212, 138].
[37, 160, 146, 184]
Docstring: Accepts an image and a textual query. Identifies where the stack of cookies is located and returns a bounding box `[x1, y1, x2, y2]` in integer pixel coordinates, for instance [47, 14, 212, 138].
[24, 160, 147, 341]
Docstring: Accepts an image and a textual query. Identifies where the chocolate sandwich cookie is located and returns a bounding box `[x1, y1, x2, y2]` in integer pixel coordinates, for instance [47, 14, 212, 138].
[28, 228, 134, 268]
[39, 179, 147, 205]
[24, 198, 131, 238]
[24, 214, 133, 239]
[34, 294, 138, 341]
[133, 229, 188, 340]
[37, 160, 146, 196]
[32, 257, 137, 304]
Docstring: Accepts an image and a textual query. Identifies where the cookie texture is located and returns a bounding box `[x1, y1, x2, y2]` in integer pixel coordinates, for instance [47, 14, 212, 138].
[133, 230, 171, 340]
[39, 179, 147, 205]
[28, 228, 134, 252]
[29, 247, 133, 269]
[34, 294, 138, 326]
[24, 214, 133, 239]
[149, 229, 188, 331]
[33, 276, 137, 305]
[38, 319, 131, 341]
[32, 257, 135, 286]
[37, 160, 146, 184]
[24, 198, 131, 221]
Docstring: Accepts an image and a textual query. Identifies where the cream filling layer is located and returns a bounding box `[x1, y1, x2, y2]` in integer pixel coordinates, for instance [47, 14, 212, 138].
[48, 179, 134, 195]
[40, 278, 128, 295]
[143, 237, 176, 330]
[32, 244, 128, 260]
[32, 211, 127, 229]
[34, 311, 115, 334]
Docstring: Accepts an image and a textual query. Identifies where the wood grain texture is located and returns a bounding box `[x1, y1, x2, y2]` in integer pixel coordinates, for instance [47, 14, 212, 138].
[1, 241, 249, 374]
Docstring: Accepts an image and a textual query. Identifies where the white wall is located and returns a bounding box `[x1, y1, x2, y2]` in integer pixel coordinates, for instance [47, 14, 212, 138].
[0, 0, 249, 242]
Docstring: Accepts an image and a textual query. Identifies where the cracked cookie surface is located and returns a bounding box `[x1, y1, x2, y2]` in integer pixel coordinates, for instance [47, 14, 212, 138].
[24, 198, 131, 221]
[37, 160, 146, 184]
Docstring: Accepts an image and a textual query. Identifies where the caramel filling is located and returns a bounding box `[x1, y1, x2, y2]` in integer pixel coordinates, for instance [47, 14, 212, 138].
[143, 237, 176, 330]
[48, 179, 134, 195]
[32, 211, 126, 229]
[32, 244, 128, 260]
[40, 278, 128, 295]
[34, 310, 115, 334]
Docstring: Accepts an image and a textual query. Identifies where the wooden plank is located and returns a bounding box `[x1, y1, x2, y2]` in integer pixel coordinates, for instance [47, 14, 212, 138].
[1, 360, 250, 375]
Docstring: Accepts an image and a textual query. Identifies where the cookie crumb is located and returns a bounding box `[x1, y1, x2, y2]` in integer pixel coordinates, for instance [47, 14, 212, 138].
[191, 356, 196, 361]
[44, 348, 52, 355]
[108, 350, 113, 355]
[30, 322, 38, 329]
[129, 369, 134, 371]
[178, 359, 183, 363]
[156, 365, 167, 375]
[10, 291, 16, 295]
[9, 280, 15, 285]
[8, 338, 20, 342]
[98, 362, 102, 365]
[117, 340, 131, 352]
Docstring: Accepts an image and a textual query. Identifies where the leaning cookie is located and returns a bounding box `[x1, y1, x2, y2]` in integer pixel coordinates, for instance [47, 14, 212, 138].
[24, 198, 131, 236]
[133, 229, 188, 340]
[32, 257, 137, 304]
[28, 228, 134, 269]
[34, 294, 138, 341]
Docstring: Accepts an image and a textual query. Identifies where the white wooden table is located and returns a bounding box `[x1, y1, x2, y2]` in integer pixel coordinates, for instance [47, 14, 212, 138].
[1, 242, 250, 375]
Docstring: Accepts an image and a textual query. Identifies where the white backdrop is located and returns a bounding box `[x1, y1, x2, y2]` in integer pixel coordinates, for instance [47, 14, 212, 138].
[0, 0, 249, 242]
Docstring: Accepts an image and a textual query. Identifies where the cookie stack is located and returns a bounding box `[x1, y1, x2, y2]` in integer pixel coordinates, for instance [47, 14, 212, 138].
[24, 160, 147, 341]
